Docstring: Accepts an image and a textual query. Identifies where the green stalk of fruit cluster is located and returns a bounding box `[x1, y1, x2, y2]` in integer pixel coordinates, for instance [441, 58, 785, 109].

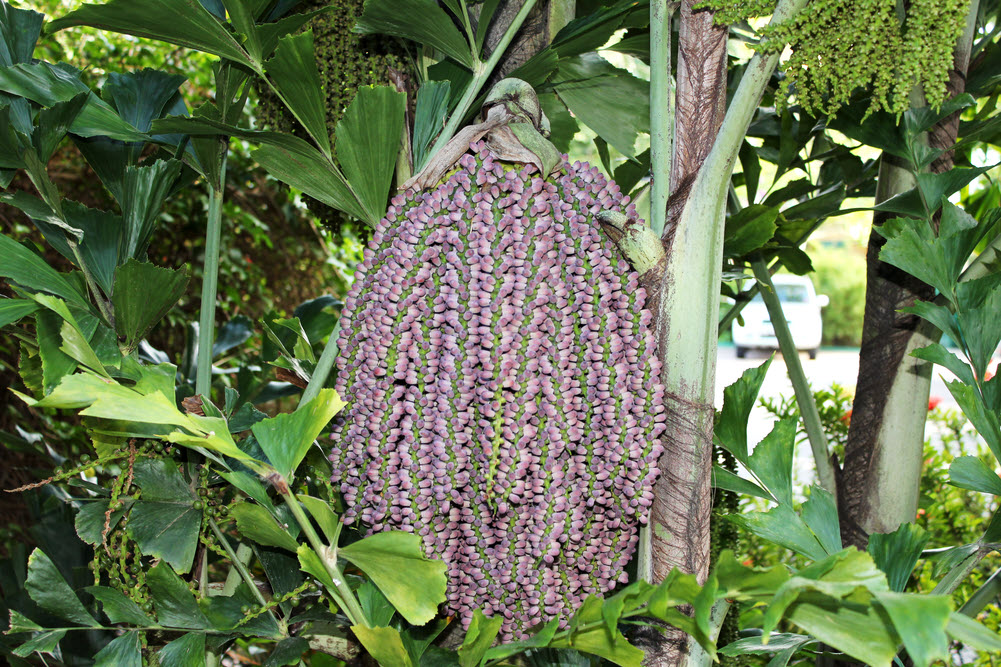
[208, 517, 282, 629]
[418, 0, 539, 172]
[301, 321, 342, 406]
[751, 258, 837, 494]
[195, 149, 229, 397]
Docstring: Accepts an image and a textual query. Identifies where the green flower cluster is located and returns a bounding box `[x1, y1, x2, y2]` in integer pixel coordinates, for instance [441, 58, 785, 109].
[255, 0, 409, 234]
[701, 0, 972, 116]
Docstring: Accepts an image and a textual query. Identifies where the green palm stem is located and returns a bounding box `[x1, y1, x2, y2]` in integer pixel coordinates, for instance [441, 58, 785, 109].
[279, 485, 370, 628]
[637, 0, 675, 583]
[194, 149, 228, 397]
[208, 519, 276, 614]
[418, 0, 539, 172]
[645, 0, 811, 594]
[750, 258, 837, 494]
[301, 321, 342, 406]
[648, 0, 674, 238]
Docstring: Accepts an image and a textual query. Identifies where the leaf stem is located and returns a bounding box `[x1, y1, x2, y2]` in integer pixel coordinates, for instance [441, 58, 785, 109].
[278, 484, 370, 628]
[418, 0, 539, 172]
[207, 517, 273, 613]
[300, 321, 341, 406]
[932, 547, 985, 597]
[751, 258, 837, 495]
[959, 565, 1001, 617]
[648, 0, 674, 237]
[457, 0, 479, 57]
[195, 147, 228, 397]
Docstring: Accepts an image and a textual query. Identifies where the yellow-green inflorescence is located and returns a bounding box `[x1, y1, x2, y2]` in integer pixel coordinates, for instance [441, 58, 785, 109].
[701, 0, 973, 117]
[255, 0, 410, 234]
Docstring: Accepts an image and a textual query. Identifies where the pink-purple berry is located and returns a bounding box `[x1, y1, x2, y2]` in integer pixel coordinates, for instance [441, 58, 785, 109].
[329, 141, 666, 639]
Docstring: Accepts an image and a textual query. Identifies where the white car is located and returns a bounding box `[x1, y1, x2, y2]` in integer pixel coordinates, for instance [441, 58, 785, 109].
[731, 274, 829, 360]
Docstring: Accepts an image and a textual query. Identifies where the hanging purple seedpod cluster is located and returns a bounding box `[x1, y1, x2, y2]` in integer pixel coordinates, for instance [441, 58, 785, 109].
[329, 140, 667, 639]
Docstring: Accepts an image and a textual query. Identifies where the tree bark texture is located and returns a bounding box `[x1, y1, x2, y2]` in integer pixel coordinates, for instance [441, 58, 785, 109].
[838, 8, 978, 549]
[642, 2, 729, 665]
[650, 0, 728, 588]
[663, 0, 728, 244]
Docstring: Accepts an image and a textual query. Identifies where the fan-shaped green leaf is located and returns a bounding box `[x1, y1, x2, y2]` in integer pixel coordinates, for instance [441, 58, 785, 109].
[0, 232, 91, 309]
[353, 626, 416, 667]
[339, 531, 448, 626]
[48, 0, 254, 67]
[715, 358, 772, 464]
[950, 456, 1001, 496]
[801, 486, 842, 556]
[459, 610, 504, 667]
[0, 2, 44, 67]
[0, 298, 38, 328]
[85, 586, 155, 625]
[746, 418, 796, 506]
[25, 548, 100, 627]
[875, 592, 951, 667]
[250, 388, 345, 479]
[94, 630, 142, 667]
[147, 561, 211, 629]
[128, 458, 202, 574]
[158, 632, 207, 667]
[12, 629, 66, 658]
[297, 494, 340, 545]
[232, 502, 299, 551]
[252, 137, 366, 221]
[120, 159, 184, 260]
[867, 523, 929, 593]
[264, 30, 330, 156]
[413, 81, 451, 169]
[112, 260, 188, 350]
[334, 85, 406, 226]
[552, 54, 649, 159]
[0, 61, 146, 141]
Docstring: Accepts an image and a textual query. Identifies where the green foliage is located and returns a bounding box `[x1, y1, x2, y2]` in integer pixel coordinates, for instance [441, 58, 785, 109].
[712, 364, 1001, 665]
[759, 382, 853, 458]
[912, 409, 1001, 665]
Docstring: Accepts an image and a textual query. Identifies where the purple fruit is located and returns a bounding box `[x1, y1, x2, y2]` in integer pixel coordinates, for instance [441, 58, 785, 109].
[329, 141, 666, 640]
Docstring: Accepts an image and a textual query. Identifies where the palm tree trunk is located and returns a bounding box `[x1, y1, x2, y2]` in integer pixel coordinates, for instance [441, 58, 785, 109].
[838, 0, 979, 548]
